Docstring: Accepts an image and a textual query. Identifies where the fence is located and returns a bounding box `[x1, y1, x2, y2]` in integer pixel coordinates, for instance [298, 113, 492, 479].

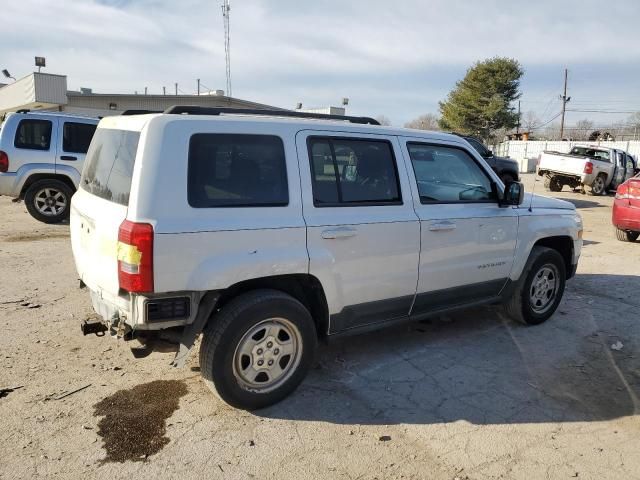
[492, 140, 640, 172]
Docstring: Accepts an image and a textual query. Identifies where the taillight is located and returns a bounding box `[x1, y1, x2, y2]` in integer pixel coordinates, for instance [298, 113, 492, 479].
[615, 184, 629, 200]
[0, 151, 8, 173]
[584, 162, 593, 174]
[117, 220, 154, 293]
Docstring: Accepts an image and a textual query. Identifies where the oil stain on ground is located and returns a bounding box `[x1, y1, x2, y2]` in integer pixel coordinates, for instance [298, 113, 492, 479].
[93, 380, 188, 463]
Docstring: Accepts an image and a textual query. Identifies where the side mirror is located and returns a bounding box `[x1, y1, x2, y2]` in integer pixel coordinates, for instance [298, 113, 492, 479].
[485, 150, 493, 158]
[501, 181, 524, 206]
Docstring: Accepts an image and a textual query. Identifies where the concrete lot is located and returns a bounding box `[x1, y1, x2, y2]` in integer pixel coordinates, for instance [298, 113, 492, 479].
[1, 173, 639, 480]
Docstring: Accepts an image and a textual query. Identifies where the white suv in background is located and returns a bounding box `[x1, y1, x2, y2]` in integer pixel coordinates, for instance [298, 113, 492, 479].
[0, 110, 98, 223]
[70, 107, 583, 410]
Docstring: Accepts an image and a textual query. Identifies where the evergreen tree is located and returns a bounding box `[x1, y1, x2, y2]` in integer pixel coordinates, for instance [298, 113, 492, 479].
[439, 57, 523, 142]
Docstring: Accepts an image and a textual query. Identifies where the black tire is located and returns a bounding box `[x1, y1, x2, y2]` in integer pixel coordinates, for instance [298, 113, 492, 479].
[500, 173, 515, 184]
[24, 179, 73, 224]
[504, 246, 566, 326]
[586, 174, 607, 196]
[615, 227, 640, 242]
[548, 176, 563, 192]
[199, 289, 317, 410]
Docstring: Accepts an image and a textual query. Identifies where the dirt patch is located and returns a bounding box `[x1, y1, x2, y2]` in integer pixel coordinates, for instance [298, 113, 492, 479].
[93, 380, 188, 463]
[2, 232, 70, 242]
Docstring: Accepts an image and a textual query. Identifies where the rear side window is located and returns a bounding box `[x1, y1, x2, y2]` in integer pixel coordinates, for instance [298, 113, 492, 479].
[63, 122, 97, 153]
[308, 137, 401, 206]
[81, 128, 140, 206]
[14, 119, 52, 150]
[188, 134, 288, 208]
[407, 143, 496, 203]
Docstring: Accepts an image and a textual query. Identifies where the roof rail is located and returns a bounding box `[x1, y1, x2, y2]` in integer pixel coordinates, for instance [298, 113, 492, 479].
[16, 109, 30, 114]
[121, 109, 162, 116]
[162, 106, 381, 125]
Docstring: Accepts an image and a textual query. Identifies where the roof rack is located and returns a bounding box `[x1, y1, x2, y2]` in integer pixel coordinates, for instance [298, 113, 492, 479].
[121, 109, 162, 116]
[162, 106, 380, 125]
[16, 109, 31, 114]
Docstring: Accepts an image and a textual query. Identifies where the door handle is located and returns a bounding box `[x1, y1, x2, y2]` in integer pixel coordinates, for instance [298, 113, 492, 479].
[428, 221, 456, 231]
[321, 227, 357, 239]
[60, 155, 77, 161]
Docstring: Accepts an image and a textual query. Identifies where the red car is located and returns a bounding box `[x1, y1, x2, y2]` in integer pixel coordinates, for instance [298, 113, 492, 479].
[613, 173, 640, 242]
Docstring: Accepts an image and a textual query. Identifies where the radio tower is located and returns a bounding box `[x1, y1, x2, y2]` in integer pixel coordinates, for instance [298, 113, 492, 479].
[222, 0, 232, 98]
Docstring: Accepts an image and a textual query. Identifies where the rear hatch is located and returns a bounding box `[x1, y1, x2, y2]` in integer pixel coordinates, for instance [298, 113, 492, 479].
[70, 123, 141, 298]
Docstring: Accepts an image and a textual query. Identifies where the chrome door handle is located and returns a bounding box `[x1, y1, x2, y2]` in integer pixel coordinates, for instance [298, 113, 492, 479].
[428, 221, 456, 231]
[321, 227, 357, 239]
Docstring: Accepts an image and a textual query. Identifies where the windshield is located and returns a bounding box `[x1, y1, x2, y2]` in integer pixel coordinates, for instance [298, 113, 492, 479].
[80, 128, 140, 206]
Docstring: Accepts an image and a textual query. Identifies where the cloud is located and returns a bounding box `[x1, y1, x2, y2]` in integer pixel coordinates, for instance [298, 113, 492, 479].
[2, 0, 639, 125]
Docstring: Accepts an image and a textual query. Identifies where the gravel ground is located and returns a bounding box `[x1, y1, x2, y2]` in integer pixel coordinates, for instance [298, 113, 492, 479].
[1, 173, 639, 480]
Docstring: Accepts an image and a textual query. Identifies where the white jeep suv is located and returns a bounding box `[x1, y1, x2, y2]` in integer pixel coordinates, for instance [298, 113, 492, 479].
[70, 107, 583, 410]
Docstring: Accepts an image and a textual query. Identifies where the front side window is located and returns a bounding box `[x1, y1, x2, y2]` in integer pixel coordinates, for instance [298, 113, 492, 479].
[308, 137, 401, 206]
[14, 119, 52, 150]
[407, 143, 496, 203]
[63, 122, 97, 153]
[188, 134, 288, 208]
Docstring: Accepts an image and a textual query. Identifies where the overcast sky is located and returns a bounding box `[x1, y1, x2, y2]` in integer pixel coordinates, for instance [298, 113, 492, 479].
[2, 0, 640, 127]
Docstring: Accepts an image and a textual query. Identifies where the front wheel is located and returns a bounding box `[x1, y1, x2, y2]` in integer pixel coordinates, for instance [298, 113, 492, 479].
[24, 179, 73, 224]
[504, 246, 566, 325]
[199, 289, 317, 410]
[615, 227, 639, 242]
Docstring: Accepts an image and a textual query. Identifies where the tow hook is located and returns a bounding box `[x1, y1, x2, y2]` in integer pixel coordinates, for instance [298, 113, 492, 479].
[81, 318, 108, 336]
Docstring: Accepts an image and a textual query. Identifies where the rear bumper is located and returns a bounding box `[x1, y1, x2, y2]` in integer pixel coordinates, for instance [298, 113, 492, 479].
[0, 173, 19, 197]
[88, 287, 202, 332]
[613, 202, 640, 232]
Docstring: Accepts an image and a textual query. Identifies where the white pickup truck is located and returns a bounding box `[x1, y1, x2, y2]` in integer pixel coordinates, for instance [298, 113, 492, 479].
[537, 146, 637, 195]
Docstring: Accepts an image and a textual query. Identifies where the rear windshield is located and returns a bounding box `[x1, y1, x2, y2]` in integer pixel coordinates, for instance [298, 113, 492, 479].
[570, 146, 610, 162]
[80, 128, 140, 206]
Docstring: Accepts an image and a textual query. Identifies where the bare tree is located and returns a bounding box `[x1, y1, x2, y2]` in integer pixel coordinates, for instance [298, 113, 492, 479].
[521, 111, 540, 132]
[404, 113, 440, 131]
[543, 122, 561, 140]
[572, 119, 595, 141]
[375, 115, 392, 126]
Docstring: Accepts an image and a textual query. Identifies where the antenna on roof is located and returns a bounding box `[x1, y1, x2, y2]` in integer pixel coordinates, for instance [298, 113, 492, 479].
[222, 0, 232, 98]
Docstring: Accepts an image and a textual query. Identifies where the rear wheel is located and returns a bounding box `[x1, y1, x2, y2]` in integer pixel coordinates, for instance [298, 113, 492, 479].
[505, 246, 566, 325]
[615, 227, 639, 242]
[199, 289, 317, 410]
[24, 179, 73, 224]
[586, 174, 607, 196]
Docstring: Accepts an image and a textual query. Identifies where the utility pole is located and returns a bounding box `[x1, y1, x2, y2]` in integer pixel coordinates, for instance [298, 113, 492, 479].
[516, 100, 521, 135]
[197, 78, 200, 95]
[175, 83, 178, 95]
[559, 68, 571, 140]
[162, 86, 166, 95]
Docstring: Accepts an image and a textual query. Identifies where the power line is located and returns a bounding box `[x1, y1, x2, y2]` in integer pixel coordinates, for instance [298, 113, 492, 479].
[529, 111, 563, 130]
[567, 109, 640, 114]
